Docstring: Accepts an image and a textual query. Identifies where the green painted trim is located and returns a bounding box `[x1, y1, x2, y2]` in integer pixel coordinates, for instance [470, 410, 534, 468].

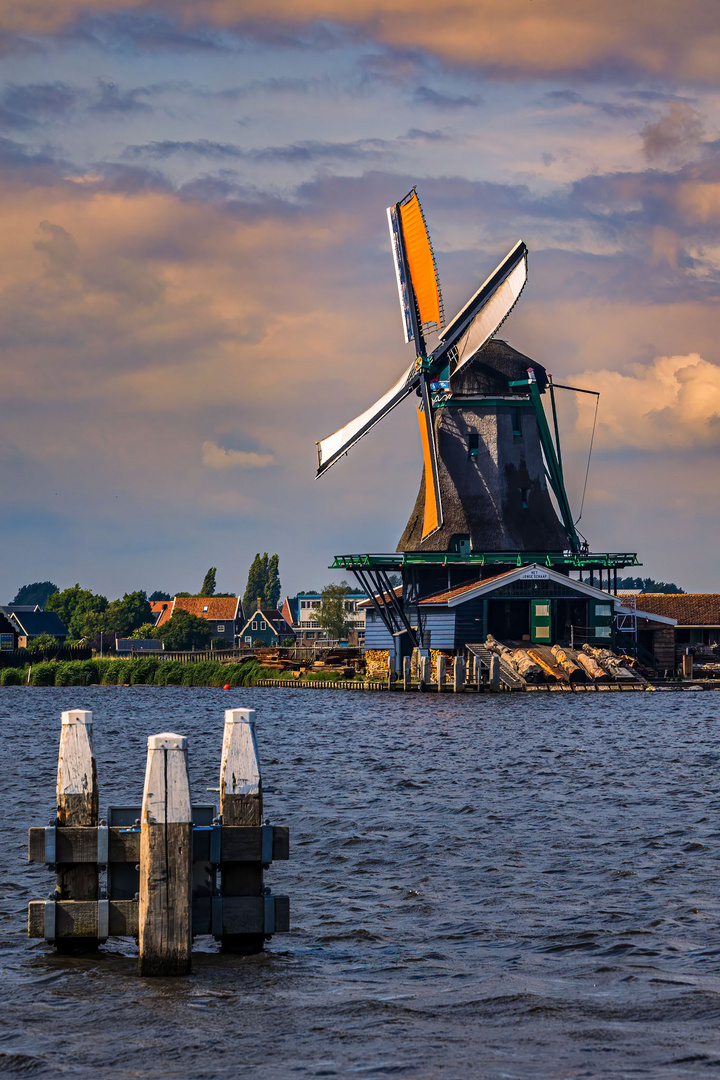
[433, 397, 536, 409]
[330, 552, 641, 570]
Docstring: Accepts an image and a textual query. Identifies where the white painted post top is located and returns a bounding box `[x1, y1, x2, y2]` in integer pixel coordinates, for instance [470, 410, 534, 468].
[61, 710, 92, 727]
[224, 708, 256, 726]
[147, 733, 187, 750]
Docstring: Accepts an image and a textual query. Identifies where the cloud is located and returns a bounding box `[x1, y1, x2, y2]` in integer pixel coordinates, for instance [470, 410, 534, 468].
[90, 79, 152, 114]
[412, 86, 482, 110]
[568, 353, 720, 450]
[124, 138, 245, 160]
[3, 2, 720, 81]
[202, 441, 275, 468]
[641, 102, 705, 161]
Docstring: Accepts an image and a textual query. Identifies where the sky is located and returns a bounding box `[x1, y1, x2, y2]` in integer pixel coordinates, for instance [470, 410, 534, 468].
[1, 0, 719, 601]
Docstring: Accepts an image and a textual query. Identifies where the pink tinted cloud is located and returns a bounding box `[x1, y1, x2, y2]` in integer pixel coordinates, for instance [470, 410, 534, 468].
[2, 0, 720, 81]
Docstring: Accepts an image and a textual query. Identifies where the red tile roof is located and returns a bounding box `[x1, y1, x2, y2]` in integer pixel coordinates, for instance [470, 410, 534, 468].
[155, 596, 241, 627]
[618, 594, 720, 626]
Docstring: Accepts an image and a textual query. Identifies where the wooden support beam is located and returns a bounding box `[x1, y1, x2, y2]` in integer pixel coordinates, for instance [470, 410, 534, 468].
[55, 709, 99, 952]
[489, 655, 500, 691]
[28, 825, 289, 865]
[220, 708, 266, 954]
[28, 896, 291, 939]
[403, 655, 411, 691]
[138, 733, 193, 977]
[453, 657, 466, 693]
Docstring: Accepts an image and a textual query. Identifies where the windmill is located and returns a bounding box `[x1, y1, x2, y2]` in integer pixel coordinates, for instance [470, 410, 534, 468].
[316, 188, 578, 559]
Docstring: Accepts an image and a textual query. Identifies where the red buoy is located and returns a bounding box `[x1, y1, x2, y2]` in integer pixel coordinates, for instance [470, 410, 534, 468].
[223, 684, 231, 690]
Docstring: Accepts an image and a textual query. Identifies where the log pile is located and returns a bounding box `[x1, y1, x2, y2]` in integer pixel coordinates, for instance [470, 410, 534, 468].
[574, 652, 610, 682]
[582, 645, 634, 679]
[486, 636, 543, 682]
[550, 645, 586, 683]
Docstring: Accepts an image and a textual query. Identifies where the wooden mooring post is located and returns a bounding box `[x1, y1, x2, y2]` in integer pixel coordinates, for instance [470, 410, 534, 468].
[403, 655, 412, 691]
[419, 655, 430, 689]
[138, 733, 193, 976]
[55, 710, 99, 953]
[453, 657, 466, 693]
[219, 708, 264, 954]
[436, 654, 447, 692]
[489, 655, 500, 692]
[28, 707, 290, 974]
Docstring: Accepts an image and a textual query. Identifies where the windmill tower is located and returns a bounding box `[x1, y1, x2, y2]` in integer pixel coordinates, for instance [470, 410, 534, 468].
[317, 189, 577, 562]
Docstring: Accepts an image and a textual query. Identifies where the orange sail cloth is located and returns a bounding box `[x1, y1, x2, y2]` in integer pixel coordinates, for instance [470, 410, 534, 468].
[417, 404, 440, 538]
[399, 192, 443, 334]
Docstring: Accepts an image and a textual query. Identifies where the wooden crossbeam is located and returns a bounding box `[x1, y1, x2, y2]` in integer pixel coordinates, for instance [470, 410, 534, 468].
[28, 896, 290, 938]
[28, 825, 290, 865]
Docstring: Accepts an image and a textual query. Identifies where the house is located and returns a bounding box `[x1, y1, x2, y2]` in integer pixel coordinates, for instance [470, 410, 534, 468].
[0, 610, 18, 651]
[289, 591, 367, 644]
[154, 596, 244, 645]
[362, 564, 677, 670]
[0, 606, 69, 648]
[238, 608, 294, 647]
[149, 599, 172, 623]
[618, 593, 720, 668]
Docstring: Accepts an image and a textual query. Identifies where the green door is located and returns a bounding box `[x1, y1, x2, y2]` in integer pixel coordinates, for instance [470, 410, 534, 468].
[530, 600, 552, 643]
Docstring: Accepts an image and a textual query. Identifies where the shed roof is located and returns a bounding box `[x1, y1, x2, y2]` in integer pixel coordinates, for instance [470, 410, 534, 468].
[618, 593, 720, 627]
[418, 564, 627, 607]
[155, 596, 242, 627]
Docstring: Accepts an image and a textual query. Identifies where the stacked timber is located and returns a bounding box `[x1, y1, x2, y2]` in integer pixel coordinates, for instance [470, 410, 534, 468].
[486, 636, 543, 682]
[550, 645, 586, 683]
[526, 650, 562, 683]
[574, 651, 610, 682]
[582, 645, 634, 679]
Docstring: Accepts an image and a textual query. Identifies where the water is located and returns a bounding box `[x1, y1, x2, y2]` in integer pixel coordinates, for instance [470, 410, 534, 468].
[2, 686, 720, 1078]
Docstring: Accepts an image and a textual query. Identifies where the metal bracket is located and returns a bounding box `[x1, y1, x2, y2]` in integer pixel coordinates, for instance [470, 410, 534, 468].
[97, 899, 109, 941]
[44, 825, 56, 866]
[44, 899, 56, 941]
[211, 895, 223, 938]
[261, 823, 273, 866]
[263, 893, 275, 936]
[96, 824, 109, 866]
[209, 824, 222, 866]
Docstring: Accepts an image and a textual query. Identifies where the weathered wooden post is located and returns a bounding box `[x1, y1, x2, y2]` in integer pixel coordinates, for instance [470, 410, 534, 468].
[403, 655, 412, 690]
[55, 709, 99, 952]
[489, 654, 500, 691]
[220, 708, 264, 953]
[419, 654, 430, 688]
[453, 656, 466, 693]
[138, 733, 193, 976]
[436, 654, 446, 692]
[387, 652, 397, 690]
[682, 651, 693, 679]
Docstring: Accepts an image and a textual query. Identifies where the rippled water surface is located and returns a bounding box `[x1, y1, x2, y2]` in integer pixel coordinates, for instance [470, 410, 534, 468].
[2, 686, 720, 1078]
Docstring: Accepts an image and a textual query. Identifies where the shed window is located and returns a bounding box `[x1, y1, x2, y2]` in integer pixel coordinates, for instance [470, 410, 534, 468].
[595, 604, 612, 617]
[595, 626, 612, 638]
[217, 624, 225, 632]
[468, 434, 479, 459]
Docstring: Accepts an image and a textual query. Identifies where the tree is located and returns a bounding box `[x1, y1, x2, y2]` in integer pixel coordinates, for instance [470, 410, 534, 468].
[243, 554, 263, 614]
[12, 581, 58, 607]
[243, 552, 281, 613]
[156, 609, 212, 650]
[313, 581, 354, 641]
[103, 591, 152, 637]
[46, 584, 108, 638]
[30, 633, 59, 652]
[617, 576, 685, 594]
[131, 623, 159, 640]
[148, 590, 171, 601]
[200, 567, 217, 597]
[264, 554, 281, 609]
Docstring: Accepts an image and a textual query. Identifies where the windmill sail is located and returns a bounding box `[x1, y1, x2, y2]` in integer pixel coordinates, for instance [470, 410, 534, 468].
[316, 359, 417, 476]
[436, 241, 527, 374]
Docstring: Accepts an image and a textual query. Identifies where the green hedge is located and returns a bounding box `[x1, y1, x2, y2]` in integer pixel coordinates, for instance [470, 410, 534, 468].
[0, 656, 336, 687]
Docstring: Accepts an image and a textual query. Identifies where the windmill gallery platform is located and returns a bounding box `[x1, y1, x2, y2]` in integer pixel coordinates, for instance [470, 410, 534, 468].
[313, 189, 670, 681]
